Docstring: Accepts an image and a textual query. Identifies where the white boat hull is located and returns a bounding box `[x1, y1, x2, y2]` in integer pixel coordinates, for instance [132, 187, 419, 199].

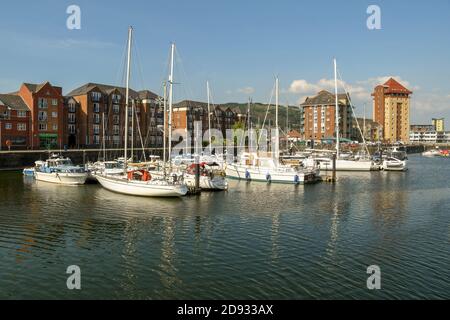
[35, 171, 88, 185]
[225, 164, 319, 184]
[382, 160, 408, 172]
[95, 174, 188, 197]
[184, 175, 228, 190]
[318, 159, 377, 171]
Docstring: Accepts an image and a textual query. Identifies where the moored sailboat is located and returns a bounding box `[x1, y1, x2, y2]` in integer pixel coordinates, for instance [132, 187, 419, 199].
[95, 28, 188, 197]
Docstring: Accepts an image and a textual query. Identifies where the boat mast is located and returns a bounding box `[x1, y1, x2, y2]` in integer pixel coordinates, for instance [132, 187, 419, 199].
[124, 26, 133, 172]
[168, 43, 175, 172]
[334, 58, 340, 157]
[275, 77, 280, 165]
[131, 99, 134, 162]
[163, 81, 167, 165]
[102, 111, 106, 161]
[207, 80, 212, 154]
[248, 97, 251, 151]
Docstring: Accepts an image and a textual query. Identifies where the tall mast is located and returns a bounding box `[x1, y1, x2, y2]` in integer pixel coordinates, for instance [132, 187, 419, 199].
[163, 81, 167, 164]
[275, 77, 280, 165]
[124, 26, 133, 172]
[102, 111, 106, 161]
[334, 58, 340, 157]
[207, 80, 212, 154]
[131, 99, 134, 162]
[248, 97, 251, 151]
[168, 43, 175, 172]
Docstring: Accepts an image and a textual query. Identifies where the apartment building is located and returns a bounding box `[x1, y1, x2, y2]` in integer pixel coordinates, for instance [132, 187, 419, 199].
[0, 94, 31, 150]
[172, 100, 238, 139]
[66, 83, 162, 149]
[300, 90, 352, 143]
[372, 78, 412, 144]
[432, 118, 445, 132]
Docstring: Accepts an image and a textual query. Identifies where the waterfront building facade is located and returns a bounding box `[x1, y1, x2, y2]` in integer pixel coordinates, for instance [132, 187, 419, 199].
[66, 83, 161, 149]
[300, 90, 352, 143]
[172, 100, 238, 139]
[432, 118, 445, 132]
[13, 82, 65, 149]
[372, 78, 412, 144]
[0, 94, 31, 150]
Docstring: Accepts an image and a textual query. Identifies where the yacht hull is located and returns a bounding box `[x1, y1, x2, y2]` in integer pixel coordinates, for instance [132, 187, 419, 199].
[225, 164, 319, 184]
[318, 159, 378, 171]
[95, 174, 188, 197]
[184, 175, 228, 190]
[35, 172, 88, 185]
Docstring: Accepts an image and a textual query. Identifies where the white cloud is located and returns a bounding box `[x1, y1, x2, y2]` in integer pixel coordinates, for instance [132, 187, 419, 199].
[237, 86, 255, 95]
[288, 80, 321, 94]
[288, 78, 368, 100]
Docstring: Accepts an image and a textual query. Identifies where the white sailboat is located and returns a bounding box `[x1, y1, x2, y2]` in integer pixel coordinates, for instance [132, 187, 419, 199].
[226, 77, 321, 184]
[95, 28, 188, 197]
[317, 59, 377, 172]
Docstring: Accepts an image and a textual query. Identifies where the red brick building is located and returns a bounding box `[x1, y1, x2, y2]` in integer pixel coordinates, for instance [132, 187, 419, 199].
[300, 90, 352, 143]
[0, 94, 31, 150]
[16, 82, 65, 149]
[66, 83, 163, 148]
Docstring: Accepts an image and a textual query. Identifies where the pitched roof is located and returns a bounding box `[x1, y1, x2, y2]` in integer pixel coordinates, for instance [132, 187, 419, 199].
[300, 90, 348, 107]
[0, 94, 30, 111]
[66, 83, 141, 98]
[286, 129, 302, 138]
[382, 78, 412, 94]
[138, 90, 159, 100]
[23, 83, 45, 93]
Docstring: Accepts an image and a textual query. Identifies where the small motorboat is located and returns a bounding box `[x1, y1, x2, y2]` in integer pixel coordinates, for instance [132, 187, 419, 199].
[184, 162, 228, 191]
[422, 147, 442, 157]
[34, 155, 88, 185]
[382, 157, 407, 172]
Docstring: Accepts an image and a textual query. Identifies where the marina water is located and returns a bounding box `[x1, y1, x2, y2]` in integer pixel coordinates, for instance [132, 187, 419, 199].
[0, 155, 448, 299]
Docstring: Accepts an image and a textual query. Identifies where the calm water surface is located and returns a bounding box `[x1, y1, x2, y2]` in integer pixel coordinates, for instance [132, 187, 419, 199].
[0, 155, 449, 299]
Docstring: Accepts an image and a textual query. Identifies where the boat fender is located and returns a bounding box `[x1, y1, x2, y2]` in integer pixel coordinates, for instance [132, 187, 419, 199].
[294, 175, 300, 184]
[266, 173, 271, 183]
[245, 170, 251, 180]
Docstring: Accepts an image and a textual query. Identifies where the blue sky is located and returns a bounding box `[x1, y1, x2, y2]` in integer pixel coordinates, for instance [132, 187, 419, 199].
[0, 0, 449, 123]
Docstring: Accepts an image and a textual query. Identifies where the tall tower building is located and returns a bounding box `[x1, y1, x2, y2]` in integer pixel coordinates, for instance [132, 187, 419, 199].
[372, 78, 412, 143]
[432, 118, 445, 132]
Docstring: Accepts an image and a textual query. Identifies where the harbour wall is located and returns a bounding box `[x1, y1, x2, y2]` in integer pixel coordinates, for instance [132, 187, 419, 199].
[0, 148, 163, 171]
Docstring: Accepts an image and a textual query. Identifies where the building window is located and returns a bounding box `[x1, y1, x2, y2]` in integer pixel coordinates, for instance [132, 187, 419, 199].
[113, 105, 120, 113]
[38, 111, 47, 121]
[5, 123, 12, 130]
[94, 114, 100, 124]
[113, 125, 120, 135]
[93, 125, 100, 135]
[93, 135, 100, 145]
[52, 111, 58, 118]
[38, 98, 48, 109]
[52, 99, 58, 106]
[68, 114, 76, 123]
[17, 111, 27, 118]
[113, 115, 120, 124]
[68, 124, 76, 134]
[91, 92, 102, 102]
[68, 103, 76, 113]
[53, 124, 58, 131]
[39, 123, 47, 131]
[93, 103, 100, 113]
[112, 94, 121, 103]
[17, 123, 27, 131]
